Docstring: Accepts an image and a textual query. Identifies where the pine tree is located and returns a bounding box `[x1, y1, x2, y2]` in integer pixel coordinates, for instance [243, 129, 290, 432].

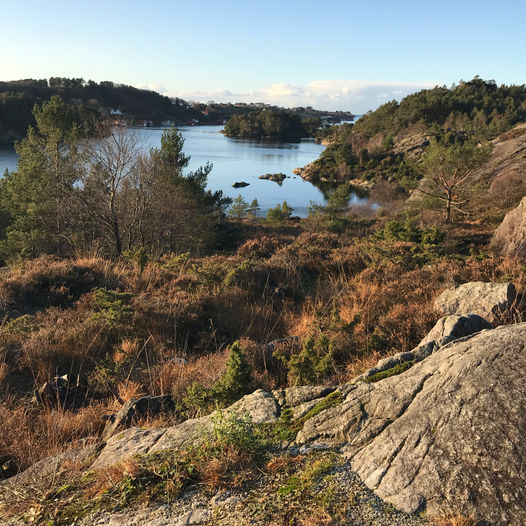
[227, 194, 249, 220]
[266, 201, 293, 225]
[0, 96, 84, 260]
[247, 198, 260, 218]
[212, 340, 253, 404]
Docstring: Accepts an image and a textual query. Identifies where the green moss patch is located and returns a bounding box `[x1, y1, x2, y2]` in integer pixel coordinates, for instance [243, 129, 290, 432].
[363, 361, 413, 383]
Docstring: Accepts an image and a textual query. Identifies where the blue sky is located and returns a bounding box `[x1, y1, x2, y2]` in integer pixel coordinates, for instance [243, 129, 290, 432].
[2, 0, 525, 112]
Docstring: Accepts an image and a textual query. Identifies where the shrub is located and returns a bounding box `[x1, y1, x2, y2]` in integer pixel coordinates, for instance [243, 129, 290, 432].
[266, 201, 293, 225]
[161, 252, 191, 272]
[122, 247, 148, 274]
[237, 236, 281, 259]
[211, 340, 253, 404]
[91, 288, 133, 329]
[0, 256, 121, 317]
[284, 334, 335, 385]
[176, 341, 254, 417]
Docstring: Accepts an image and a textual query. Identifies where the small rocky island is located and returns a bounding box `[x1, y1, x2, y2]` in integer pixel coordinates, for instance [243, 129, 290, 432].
[232, 181, 249, 188]
[258, 172, 287, 184]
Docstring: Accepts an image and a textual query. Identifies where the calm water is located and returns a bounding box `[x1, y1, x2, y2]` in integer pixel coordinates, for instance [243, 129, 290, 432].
[0, 125, 368, 216]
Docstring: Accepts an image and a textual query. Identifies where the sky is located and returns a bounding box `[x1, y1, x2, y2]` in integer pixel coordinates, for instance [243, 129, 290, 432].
[2, 0, 525, 113]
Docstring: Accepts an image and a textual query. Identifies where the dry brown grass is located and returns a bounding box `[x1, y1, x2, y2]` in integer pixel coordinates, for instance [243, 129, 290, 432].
[117, 380, 145, 402]
[288, 302, 317, 340]
[0, 401, 106, 473]
[0, 361, 7, 390]
[266, 454, 304, 475]
[1, 243, 525, 481]
[85, 458, 140, 499]
[298, 512, 336, 526]
[199, 445, 257, 492]
[0, 255, 123, 316]
[113, 338, 140, 364]
[20, 304, 112, 385]
[156, 349, 228, 399]
[342, 351, 382, 381]
[432, 513, 477, 526]
[237, 236, 282, 260]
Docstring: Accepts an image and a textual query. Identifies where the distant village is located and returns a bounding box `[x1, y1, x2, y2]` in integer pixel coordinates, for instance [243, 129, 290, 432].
[110, 100, 354, 128]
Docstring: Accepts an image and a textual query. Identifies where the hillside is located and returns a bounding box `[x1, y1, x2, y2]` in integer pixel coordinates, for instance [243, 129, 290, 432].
[0, 78, 204, 143]
[298, 78, 526, 206]
[0, 78, 353, 144]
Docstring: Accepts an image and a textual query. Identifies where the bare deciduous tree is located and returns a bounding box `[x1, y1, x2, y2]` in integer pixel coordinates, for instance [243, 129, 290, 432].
[81, 127, 142, 256]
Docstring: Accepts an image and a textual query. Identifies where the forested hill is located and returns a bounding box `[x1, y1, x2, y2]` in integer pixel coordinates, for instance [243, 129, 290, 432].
[332, 77, 526, 143]
[0, 77, 354, 144]
[0, 78, 206, 143]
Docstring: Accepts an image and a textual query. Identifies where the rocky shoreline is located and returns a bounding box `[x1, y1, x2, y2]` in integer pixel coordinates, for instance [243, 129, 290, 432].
[293, 163, 375, 191]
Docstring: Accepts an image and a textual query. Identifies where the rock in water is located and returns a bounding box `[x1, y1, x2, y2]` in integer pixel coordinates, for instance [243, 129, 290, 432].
[258, 173, 286, 183]
[296, 323, 526, 525]
[491, 196, 526, 258]
[434, 281, 516, 319]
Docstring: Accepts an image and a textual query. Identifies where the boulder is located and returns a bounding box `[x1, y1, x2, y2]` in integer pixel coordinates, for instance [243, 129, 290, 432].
[0, 442, 100, 498]
[33, 373, 88, 409]
[102, 395, 174, 439]
[93, 389, 280, 470]
[418, 313, 492, 347]
[358, 314, 492, 381]
[258, 173, 286, 184]
[491, 196, 526, 258]
[434, 281, 516, 319]
[232, 181, 249, 188]
[272, 385, 335, 408]
[92, 427, 167, 469]
[296, 323, 526, 525]
[227, 389, 280, 424]
[0, 456, 17, 480]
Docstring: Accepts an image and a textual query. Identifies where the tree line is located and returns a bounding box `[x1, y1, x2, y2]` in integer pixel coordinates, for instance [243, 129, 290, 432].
[0, 96, 231, 262]
[351, 77, 526, 140]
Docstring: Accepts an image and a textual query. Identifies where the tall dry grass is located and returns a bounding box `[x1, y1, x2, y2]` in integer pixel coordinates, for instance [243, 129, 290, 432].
[0, 400, 106, 473]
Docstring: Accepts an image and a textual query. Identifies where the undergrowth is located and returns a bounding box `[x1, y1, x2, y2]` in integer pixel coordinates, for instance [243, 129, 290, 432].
[0, 219, 525, 479]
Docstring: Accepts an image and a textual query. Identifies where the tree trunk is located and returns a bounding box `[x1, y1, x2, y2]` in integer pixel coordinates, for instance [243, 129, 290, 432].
[109, 191, 122, 256]
[446, 189, 452, 223]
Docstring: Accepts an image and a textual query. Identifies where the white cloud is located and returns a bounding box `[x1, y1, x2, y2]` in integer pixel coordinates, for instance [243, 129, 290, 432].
[138, 82, 168, 94]
[172, 80, 438, 114]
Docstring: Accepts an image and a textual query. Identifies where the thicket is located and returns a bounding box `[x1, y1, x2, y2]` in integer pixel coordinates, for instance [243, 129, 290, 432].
[0, 96, 232, 262]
